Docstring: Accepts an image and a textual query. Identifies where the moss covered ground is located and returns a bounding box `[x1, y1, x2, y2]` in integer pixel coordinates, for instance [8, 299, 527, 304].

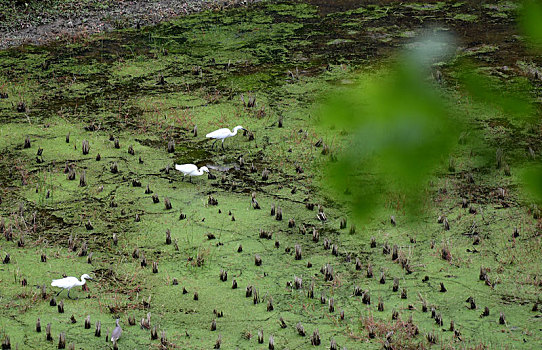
[0, 1, 540, 349]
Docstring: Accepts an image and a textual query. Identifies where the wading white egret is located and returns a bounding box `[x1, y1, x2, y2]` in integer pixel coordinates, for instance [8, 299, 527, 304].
[174, 164, 209, 182]
[111, 319, 122, 343]
[206, 125, 247, 149]
[51, 274, 93, 299]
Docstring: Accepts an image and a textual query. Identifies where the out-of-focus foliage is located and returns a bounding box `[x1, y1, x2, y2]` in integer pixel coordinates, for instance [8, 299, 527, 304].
[321, 34, 460, 220]
[524, 166, 542, 204]
[520, 0, 542, 50]
[321, 0, 542, 220]
[454, 59, 534, 120]
[520, 0, 542, 205]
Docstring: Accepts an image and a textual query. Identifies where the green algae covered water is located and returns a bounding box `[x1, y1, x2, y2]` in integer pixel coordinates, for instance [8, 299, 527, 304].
[0, 1, 541, 348]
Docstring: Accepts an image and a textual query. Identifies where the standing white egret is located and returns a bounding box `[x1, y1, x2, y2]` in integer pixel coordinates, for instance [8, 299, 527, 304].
[51, 274, 93, 299]
[174, 164, 209, 182]
[206, 125, 247, 149]
[111, 319, 122, 343]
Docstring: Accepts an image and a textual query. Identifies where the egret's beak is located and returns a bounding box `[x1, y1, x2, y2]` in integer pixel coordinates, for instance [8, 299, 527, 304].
[87, 277, 94, 281]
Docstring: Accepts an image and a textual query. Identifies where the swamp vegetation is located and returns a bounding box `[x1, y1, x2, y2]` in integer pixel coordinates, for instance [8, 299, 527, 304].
[0, 0, 541, 349]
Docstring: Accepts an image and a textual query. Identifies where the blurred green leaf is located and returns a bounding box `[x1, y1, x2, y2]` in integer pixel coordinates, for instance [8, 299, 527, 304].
[519, 1, 542, 206]
[455, 60, 534, 119]
[321, 17, 541, 223]
[523, 166, 542, 205]
[321, 55, 460, 220]
[520, 0, 542, 50]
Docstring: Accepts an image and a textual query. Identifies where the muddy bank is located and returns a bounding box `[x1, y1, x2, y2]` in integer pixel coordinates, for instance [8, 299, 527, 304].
[0, 0, 259, 49]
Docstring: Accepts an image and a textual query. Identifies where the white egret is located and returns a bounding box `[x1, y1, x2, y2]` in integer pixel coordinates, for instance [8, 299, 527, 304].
[206, 125, 247, 149]
[51, 274, 93, 299]
[174, 164, 209, 182]
[111, 319, 122, 343]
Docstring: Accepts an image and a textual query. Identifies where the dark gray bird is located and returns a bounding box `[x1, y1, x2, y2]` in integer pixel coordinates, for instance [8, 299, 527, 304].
[111, 319, 122, 343]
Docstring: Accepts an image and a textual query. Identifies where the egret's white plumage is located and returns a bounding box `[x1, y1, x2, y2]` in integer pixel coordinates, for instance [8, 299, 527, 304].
[51, 274, 92, 299]
[174, 164, 209, 182]
[111, 319, 122, 343]
[206, 125, 246, 149]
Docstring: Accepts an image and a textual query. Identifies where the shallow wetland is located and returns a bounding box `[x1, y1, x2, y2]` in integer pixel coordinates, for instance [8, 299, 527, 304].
[0, 0, 541, 349]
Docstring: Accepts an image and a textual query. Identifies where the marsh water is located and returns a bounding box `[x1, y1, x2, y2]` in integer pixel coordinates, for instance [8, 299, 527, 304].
[0, 1, 540, 349]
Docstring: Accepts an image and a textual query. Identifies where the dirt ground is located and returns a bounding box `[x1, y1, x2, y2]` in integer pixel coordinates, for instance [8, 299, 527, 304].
[0, 0, 257, 49]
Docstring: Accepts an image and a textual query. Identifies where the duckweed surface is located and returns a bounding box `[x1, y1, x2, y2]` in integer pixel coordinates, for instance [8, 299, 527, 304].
[0, 1, 541, 349]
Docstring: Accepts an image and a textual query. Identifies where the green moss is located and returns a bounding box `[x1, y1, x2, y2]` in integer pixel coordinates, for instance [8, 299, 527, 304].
[0, 1, 541, 349]
[454, 13, 479, 22]
[484, 1, 520, 12]
[484, 1, 519, 19]
[404, 2, 447, 11]
[327, 38, 353, 45]
[112, 57, 168, 78]
[265, 2, 318, 19]
[460, 44, 500, 57]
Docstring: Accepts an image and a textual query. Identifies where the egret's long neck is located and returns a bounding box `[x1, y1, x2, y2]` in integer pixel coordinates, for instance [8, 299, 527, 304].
[231, 128, 238, 136]
[78, 277, 87, 286]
